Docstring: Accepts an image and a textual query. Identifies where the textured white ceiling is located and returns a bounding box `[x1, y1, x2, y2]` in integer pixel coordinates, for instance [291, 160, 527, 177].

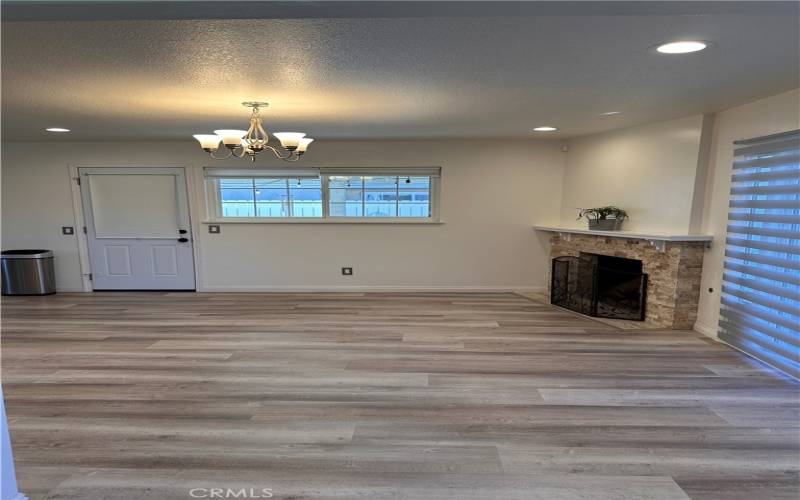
[1, 2, 798, 141]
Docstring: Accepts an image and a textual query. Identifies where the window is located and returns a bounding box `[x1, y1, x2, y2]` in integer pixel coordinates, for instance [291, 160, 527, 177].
[328, 175, 431, 218]
[719, 130, 799, 379]
[205, 167, 440, 222]
[217, 178, 323, 218]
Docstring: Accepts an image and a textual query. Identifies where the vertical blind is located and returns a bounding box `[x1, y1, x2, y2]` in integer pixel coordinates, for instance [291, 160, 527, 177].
[719, 129, 800, 378]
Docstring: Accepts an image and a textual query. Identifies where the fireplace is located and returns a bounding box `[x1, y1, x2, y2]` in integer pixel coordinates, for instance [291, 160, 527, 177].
[540, 231, 706, 329]
[551, 252, 647, 321]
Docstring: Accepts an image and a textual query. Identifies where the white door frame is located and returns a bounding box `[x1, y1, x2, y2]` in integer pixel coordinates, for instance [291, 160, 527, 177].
[68, 163, 204, 292]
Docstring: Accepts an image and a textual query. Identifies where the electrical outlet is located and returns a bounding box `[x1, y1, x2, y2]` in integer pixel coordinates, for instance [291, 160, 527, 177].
[62, 226, 75, 235]
[208, 225, 221, 234]
[341, 267, 353, 276]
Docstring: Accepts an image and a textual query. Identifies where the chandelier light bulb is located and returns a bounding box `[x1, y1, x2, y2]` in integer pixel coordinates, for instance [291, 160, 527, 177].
[273, 132, 306, 151]
[193, 134, 221, 151]
[296, 137, 314, 155]
[214, 130, 248, 148]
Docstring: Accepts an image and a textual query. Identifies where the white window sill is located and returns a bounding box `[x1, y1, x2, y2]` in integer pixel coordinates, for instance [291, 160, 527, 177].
[202, 219, 444, 225]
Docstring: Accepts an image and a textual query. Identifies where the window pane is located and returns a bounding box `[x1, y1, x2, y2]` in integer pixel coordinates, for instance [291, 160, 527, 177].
[398, 177, 431, 217]
[365, 190, 396, 202]
[289, 178, 323, 217]
[328, 176, 363, 217]
[398, 203, 429, 217]
[327, 174, 432, 218]
[365, 203, 397, 217]
[330, 202, 363, 217]
[217, 177, 324, 218]
[400, 176, 430, 189]
[255, 178, 288, 217]
[329, 176, 361, 189]
[220, 179, 255, 217]
[364, 176, 397, 189]
[364, 177, 398, 211]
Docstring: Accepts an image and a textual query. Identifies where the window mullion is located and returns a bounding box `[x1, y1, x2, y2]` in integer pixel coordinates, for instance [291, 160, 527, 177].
[286, 179, 292, 217]
[212, 179, 223, 219]
[251, 179, 257, 217]
[322, 175, 330, 219]
[431, 176, 437, 218]
[395, 176, 400, 217]
[361, 177, 366, 218]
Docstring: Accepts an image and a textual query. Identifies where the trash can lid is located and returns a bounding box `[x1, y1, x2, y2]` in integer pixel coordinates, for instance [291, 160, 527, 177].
[1, 249, 54, 259]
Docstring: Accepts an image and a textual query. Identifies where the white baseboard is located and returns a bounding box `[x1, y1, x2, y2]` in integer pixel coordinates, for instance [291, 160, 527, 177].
[198, 285, 546, 293]
[693, 321, 718, 339]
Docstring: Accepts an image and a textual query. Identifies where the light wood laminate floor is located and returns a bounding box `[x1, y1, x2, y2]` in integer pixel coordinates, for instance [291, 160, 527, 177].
[2, 292, 798, 500]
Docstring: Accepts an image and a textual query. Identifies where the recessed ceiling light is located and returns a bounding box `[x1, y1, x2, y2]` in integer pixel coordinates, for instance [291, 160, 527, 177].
[599, 111, 620, 116]
[533, 126, 558, 132]
[45, 127, 70, 132]
[655, 41, 707, 54]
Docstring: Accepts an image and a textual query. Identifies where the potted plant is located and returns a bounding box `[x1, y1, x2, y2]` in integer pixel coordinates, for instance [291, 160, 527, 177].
[577, 206, 628, 231]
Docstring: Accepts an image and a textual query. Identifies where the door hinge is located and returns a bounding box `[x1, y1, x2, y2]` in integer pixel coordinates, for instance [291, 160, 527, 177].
[83, 226, 87, 234]
[87, 273, 93, 281]
[74, 177, 81, 186]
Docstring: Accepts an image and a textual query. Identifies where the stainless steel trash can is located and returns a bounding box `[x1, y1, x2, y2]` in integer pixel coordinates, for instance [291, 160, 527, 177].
[1, 250, 56, 295]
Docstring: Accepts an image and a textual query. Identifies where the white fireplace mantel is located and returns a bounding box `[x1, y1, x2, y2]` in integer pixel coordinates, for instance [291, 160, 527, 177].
[533, 225, 712, 252]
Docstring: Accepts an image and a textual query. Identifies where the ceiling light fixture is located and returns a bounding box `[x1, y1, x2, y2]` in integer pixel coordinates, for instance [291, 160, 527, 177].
[193, 102, 313, 162]
[599, 111, 620, 116]
[655, 41, 707, 54]
[533, 126, 558, 132]
[45, 127, 70, 132]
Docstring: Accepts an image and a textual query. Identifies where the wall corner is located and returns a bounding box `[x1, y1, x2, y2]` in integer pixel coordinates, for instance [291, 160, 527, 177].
[688, 113, 717, 233]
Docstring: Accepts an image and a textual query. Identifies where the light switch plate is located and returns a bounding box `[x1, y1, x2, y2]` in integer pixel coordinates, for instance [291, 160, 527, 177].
[62, 226, 75, 235]
[341, 267, 353, 276]
[208, 225, 221, 234]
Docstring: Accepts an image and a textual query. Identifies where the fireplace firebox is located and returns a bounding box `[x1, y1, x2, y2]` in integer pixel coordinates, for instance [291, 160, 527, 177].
[551, 252, 647, 321]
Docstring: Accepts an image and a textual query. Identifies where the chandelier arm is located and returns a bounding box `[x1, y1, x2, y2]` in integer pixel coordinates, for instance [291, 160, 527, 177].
[256, 120, 269, 144]
[245, 118, 258, 142]
[264, 145, 298, 161]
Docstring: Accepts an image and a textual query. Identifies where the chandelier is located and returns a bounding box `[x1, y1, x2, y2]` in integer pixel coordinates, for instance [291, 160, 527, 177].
[193, 101, 313, 162]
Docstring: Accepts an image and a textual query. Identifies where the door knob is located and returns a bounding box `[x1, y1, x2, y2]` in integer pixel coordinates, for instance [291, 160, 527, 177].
[178, 229, 188, 234]
[178, 237, 189, 243]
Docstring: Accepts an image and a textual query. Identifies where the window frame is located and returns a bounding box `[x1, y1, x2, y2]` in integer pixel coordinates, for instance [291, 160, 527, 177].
[205, 177, 325, 222]
[322, 174, 440, 222]
[204, 170, 441, 224]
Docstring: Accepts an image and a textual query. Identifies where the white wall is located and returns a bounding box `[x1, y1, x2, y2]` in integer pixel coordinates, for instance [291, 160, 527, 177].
[694, 89, 800, 336]
[5, 91, 794, 301]
[1, 139, 565, 292]
[558, 115, 706, 233]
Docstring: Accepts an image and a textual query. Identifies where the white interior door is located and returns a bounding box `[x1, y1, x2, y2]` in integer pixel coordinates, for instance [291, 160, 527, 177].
[79, 167, 196, 290]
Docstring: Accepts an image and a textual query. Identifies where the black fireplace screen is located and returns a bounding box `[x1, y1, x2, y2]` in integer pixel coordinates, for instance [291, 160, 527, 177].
[551, 253, 647, 321]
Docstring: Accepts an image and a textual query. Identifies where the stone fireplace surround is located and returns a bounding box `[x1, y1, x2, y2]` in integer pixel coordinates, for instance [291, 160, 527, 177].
[538, 228, 709, 329]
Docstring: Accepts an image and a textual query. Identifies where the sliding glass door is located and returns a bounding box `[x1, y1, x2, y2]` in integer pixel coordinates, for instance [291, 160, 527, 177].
[719, 130, 799, 378]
